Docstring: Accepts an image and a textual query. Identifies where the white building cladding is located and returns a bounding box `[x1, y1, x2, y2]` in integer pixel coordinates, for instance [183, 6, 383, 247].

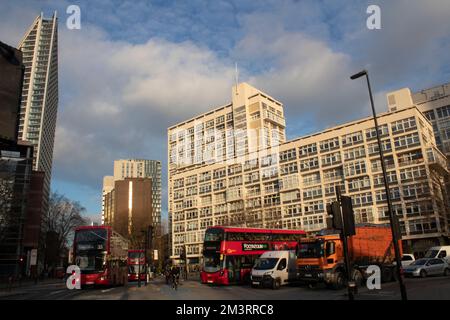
[168, 83, 450, 261]
[17, 12, 58, 198]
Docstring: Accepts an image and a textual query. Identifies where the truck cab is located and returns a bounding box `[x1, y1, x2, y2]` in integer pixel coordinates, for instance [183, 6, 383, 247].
[296, 235, 343, 287]
[250, 251, 297, 289]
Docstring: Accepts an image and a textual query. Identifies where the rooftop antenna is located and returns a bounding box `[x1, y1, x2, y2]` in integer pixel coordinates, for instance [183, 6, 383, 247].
[234, 62, 239, 95]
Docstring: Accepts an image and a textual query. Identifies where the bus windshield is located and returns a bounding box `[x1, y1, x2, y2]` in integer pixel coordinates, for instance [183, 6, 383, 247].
[298, 241, 324, 258]
[203, 253, 221, 273]
[253, 258, 279, 270]
[75, 252, 106, 273]
[204, 228, 224, 242]
[75, 229, 107, 251]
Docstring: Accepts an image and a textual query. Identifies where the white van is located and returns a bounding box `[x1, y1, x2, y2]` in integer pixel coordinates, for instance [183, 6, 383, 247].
[425, 246, 450, 263]
[250, 251, 297, 289]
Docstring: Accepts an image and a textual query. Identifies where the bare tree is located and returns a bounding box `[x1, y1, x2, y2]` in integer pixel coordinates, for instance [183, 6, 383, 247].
[41, 192, 88, 255]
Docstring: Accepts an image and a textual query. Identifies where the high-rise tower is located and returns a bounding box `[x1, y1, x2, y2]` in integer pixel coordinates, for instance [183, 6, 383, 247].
[17, 12, 58, 199]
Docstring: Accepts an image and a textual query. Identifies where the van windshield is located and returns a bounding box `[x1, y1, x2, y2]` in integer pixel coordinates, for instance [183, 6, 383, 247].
[424, 250, 439, 258]
[253, 258, 279, 270]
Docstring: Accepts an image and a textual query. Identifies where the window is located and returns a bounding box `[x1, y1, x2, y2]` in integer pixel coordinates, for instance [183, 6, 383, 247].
[244, 171, 260, 184]
[348, 176, 371, 192]
[264, 194, 281, 206]
[299, 143, 317, 157]
[343, 146, 366, 161]
[303, 187, 322, 200]
[367, 140, 391, 155]
[280, 162, 298, 175]
[352, 192, 373, 206]
[365, 124, 389, 140]
[323, 167, 344, 182]
[423, 110, 436, 121]
[213, 168, 226, 179]
[281, 190, 301, 203]
[399, 166, 427, 182]
[319, 138, 339, 152]
[228, 164, 242, 176]
[199, 171, 211, 182]
[391, 117, 416, 134]
[436, 105, 450, 118]
[284, 204, 302, 217]
[228, 175, 242, 187]
[280, 174, 299, 190]
[244, 159, 259, 171]
[342, 131, 363, 147]
[199, 183, 211, 194]
[261, 154, 278, 167]
[302, 172, 321, 186]
[280, 148, 297, 162]
[262, 167, 278, 179]
[303, 201, 324, 215]
[394, 132, 420, 149]
[300, 157, 319, 171]
[321, 152, 341, 166]
[344, 160, 366, 177]
[264, 181, 279, 194]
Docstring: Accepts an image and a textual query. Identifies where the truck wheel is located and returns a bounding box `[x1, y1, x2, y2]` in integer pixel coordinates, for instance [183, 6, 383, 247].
[272, 278, 281, 290]
[333, 272, 345, 290]
[420, 270, 427, 278]
[381, 267, 393, 283]
[351, 270, 364, 287]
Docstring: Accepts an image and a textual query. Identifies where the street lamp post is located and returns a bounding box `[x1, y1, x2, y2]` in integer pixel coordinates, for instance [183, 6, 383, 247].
[350, 69, 407, 301]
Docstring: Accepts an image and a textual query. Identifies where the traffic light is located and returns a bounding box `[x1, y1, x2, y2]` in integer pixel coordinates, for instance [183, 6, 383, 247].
[180, 246, 187, 261]
[341, 196, 356, 236]
[326, 201, 343, 230]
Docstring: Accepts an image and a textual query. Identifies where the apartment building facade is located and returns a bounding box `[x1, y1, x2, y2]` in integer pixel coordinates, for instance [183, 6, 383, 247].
[17, 13, 58, 199]
[168, 83, 450, 262]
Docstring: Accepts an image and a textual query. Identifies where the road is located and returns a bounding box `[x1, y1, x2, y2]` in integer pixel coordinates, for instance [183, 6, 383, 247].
[1, 275, 450, 300]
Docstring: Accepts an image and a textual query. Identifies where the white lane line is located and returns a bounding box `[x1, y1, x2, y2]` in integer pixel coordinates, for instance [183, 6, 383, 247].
[101, 288, 116, 293]
[49, 290, 65, 295]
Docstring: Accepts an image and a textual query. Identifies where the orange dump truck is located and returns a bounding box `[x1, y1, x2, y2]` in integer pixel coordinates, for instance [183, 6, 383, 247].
[297, 224, 401, 289]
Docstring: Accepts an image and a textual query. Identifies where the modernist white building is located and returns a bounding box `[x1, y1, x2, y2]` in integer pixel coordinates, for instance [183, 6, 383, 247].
[168, 83, 450, 262]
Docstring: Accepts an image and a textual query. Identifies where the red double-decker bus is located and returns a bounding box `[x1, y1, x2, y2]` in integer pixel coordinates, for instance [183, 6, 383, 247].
[73, 226, 128, 287]
[127, 249, 146, 281]
[200, 226, 305, 285]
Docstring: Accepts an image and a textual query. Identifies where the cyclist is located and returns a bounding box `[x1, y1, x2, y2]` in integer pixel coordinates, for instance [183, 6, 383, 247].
[170, 265, 180, 290]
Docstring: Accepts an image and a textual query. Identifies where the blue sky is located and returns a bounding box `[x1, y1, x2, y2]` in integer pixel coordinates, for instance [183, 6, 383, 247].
[1, 0, 450, 222]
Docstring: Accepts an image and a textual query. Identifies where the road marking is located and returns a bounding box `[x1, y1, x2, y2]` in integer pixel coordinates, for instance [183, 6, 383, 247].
[48, 290, 65, 295]
[101, 288, 116, 293]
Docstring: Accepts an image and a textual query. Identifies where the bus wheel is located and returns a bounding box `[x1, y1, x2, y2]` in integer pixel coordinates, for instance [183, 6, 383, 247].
[272, 278, 281, 290]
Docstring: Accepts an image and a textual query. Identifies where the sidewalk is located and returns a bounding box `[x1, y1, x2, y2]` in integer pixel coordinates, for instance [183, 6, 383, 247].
[0, 278, 63, 295]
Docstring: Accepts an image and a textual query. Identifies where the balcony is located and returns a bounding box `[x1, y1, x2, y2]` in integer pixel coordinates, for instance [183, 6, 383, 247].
[426, 147, 449, 176]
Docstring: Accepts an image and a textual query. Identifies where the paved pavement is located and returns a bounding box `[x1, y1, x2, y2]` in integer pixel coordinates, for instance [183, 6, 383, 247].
[1, 275, 449, 300]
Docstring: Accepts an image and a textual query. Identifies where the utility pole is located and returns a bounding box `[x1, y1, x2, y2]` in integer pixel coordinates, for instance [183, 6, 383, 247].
[350, 70, 407, 300]
[336, 186, 354, 301]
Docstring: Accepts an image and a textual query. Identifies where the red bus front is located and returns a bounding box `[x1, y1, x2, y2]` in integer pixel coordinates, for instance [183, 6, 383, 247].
[73, 226, 128, 287]
[200, 227, 305, 285]
[127, 250, 146, 281]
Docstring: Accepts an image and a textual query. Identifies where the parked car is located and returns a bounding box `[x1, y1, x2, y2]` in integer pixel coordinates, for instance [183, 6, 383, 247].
[403, 258, 450, 278]
[401, 254, 416, 267]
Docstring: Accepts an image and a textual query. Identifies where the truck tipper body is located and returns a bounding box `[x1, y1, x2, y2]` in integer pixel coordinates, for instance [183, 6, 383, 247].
[297, 224, 401, 289]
